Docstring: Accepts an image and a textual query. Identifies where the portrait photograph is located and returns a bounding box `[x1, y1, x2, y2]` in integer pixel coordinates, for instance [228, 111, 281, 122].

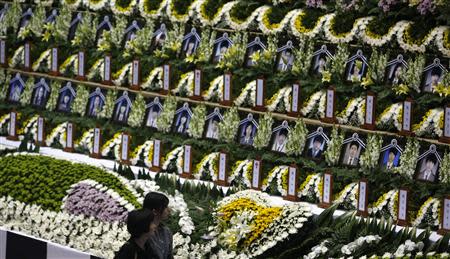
[416, 155, 439, 183]
[19, 8, 32, 30]
[57, 92, 73, 112]
[113, 91, 133, 124]
[205, 117, 220, 140]
[31, 79, 50, 108]
[271, 128, 289, 153]
[95, 16, 112, 42]
[212, 33, 233, 63]
[181, 28, 201, 57]
[311, 45, 334, 76]
[244, 37, 266, 68]
[8, 74, 25, 103]
[345, 50, 368, 82]
[306, 135, 327, 160]
[173, 111, 191, 134]
[151, 24, 167, 51]
[380, 148, 401, 170]
[423, 67, 444, 93]
[275, 41, 294, 72]
[341, 141, 362, 166]
[68, 12, 82, 41]
[145, 105, 161, 129]
[239, 122, 257, 146]
[124, 20, 140, 44]
[86, 88, 106, 117]
[385, 55, 408, 85]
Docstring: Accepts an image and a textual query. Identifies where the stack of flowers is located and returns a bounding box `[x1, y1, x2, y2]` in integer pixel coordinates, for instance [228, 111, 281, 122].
[333, 182, 358, 209]
[9, 46, 25, 68]
[162, 146, 185, 174]
[298, 173, 322, 201]
[234, 80, 256, 107]
[301, 90, 326, 118]
[113, 62, 133, 86]
[193, 152, 219, 181]
[141, 67, 163, 90]
[266, 86, 292, 113]
[130, 140, 154, 167]
[75, 128, 95, 153]
[62, 179, 134, 223]
[413, 108, 444, 138]
[413, 197, 440, 227]
[59, 54, 78, 75]
[376, 103, 403, 131]
[337, 96, 365, 126]
[369, 189, 398, 220]
[32, 49, 52, 71]
[228, 160, 253, 187]
[261, 165, 289, 196]
[101, 132, 123, 160]
[203, 75, 224, 101]
[45, 122, 68, 147]
[172, 72, 194, 97]
[87, 58, 105, 81]
[18, 115, 39, 140]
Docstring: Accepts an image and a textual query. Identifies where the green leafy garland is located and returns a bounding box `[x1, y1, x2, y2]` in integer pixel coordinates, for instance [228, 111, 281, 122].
[71, 84, 89, 115]
[98, 90, 115, 119]
[285, 118, 308, 156]
[45, 80, 60, 111]
[359, 134, 383, 171]
[292, 35, 314, 77]
[20, 77, 34, 107]
[128, 94, 146, 127]
[71, 13, 96, 48]
[253, 112, 274, 150]
[218, 106, 240, 143]
[324, 126, 344, 166]
[188, 104, 207, 139]
[401, 54, 426, 93]
[330, 43, 349, 81]
[367, 48, 388, 84]
[440, 152, 450, 184]
[157, 95, 177, 133]
[393, 137, 420, 179]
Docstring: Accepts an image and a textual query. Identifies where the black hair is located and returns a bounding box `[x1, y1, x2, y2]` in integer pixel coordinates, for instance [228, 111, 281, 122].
[143, 192, 170, 212]
[313, 135, 324, 144]
[350, 141, 359, 148]
[425, 155, 437, 164]
[127, 209, 154, 238]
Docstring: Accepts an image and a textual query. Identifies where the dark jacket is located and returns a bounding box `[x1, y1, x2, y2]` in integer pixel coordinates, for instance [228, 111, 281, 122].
[115, 239, 157, 259]
[146, 225, 173, 259]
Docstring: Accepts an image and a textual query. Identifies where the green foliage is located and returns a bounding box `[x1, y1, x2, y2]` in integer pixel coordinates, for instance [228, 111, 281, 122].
[393, 138, 420, 179]
[154, 22, 183, 60]
[124, 20, 155, 58]
[217, 32, 248, 70]
[72, 84, 89, 116]
[359, 134, 383, 171]
[0, 70, 9, 101]
[188, 104, 207, 139]
[71, 13, 96, 48]
[367, 48, 388, 83]
[331, 43, 349, 81]
[53, 5, 71, 43]
[158, 95, 177, 133]
[401, 54, 426, 92]
[45, 80, 60, 111]
[98, 90, 116, 119]
[440, 152, 450, 184]
[187, 27, 216, 64]
[324, 126, 344, 166]
[28, 3, 46, 38]
[20, 77, 34, 106]
[253, 112, 273, 150]
[285, 118, 308, 156]
[218, 106, 240, 143]
[128, 94, 146, 127]
[3, 0, 22, 35]
[292, 35, 314, 77]
[0, 155, 140, 211]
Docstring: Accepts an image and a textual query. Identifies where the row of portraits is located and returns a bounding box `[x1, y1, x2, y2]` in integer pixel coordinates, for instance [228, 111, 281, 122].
[11, 7, 449, 92]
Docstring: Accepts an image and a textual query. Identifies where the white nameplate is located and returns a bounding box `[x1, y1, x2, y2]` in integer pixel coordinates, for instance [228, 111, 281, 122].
[365, 95, 374, 124]
[121, 134, 129, 161]
[292, 83, 300, 113]
[252, 160, 261, 188]
[104, 56, 111, 82]
[224, 74, 231, 102]
[183, 145, 191, 174]
[24, 43, 30, 68]
[37, 117, 44, 143]
[93, 128, 101, 154]
[443, 198, 450, 230]
[163, 65, 170, 91]
[218, 152, 227, 181]
[398, 189, 408, 221]
[78, 51, 85, 77]
[256, 78, 264, 106]
[9, 112, 16, 137]
[0, 40, 5, 65]
[402, 101, 412, 131]
[358, 181, 367, 212]
[66, 122, 73, 149]
[51, 48, 58, 72]
[444, 107, 450, 138]
[194, 69, 201, 96]
[288, 166, 297, 196]
[132, 60, 140, 86]
[323, 173, 332, 204]
[326, 89, 334, 118]
[153, 139, 161, 167]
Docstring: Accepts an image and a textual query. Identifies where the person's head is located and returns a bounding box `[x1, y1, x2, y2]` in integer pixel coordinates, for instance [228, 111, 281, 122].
[63, 95, 70, 104]
[394, 66, 402, 77]
[220, 46, 227, 54]
[431, 73, 440, 85]
[211, 120, 218, 130]
[150, 110, 158, 118]
[143, 192, 170, 222]
[93, 96, 100, 106]
[180, 116, 187, 124]
[120, 105, 126, 113]
[425, 156, 436, 170]
[349, 142, 359, 157]
[313, 136, 323, 150]
[277, 133, 286, 144]
[127, 209, 157, 239]
[388, 151, 395, 162]
[245, 124, 253, 136]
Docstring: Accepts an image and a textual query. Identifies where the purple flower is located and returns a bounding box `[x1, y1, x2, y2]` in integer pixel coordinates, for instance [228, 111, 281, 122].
[306, 0, 324, 8]
[378, 0, 399, 12]
[417, 0, 435, 15]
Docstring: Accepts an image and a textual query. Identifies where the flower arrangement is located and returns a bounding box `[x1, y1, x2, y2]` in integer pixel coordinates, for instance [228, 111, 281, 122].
[101, 132, 123, 159]
[141, 66, 163, 91]
[124, 21, 155, 58]
[86, 58, 105, 81]
[285, 118, 308, 156]
[261, 165, 289, 196]
[59, 54, 78, 75]
[162, 145, 184, 174]
[369, 189, 398, 220]
[9, 46, 24, 68]
[401, 54, 426, 93]
[98, 90, 115, 119]
[130, 140, 154, 167]
[71, 84, 89, 115]
[333, 182, 358, 209]
[172, 71, 194, 97]
[218, 106, 240, 143]
[298, 173, 322, 202]
[113, 62, 132, 86]
[323, 14, 372, 44]
[439, 153, 450, 184]
[337, 96, 365, 126]
[18, 115, 39, 140]
[138, 0, 169, 19]
[412, 197, 440, 228]
[188, 104, 207, 139]
[193, 152, 219, 181]
[413, 108, 444, 138]
[216, 32, 248, 70]
[393, 138, 420, 179]
[111, 0, 137, 15]
[330, 43, 349, 80]
[157, 95, 177, 133]
[19, 77, 34, 107]
[45, 122, 68, 147]
[257, 8, 300, 35]
[234, 80, 256, 107]
[359, 134, 383, 170]
[266, 86, 292, 113]
[202, 75, 223, 101]
[45, 82, 59, 111]
[71, 13, 96, 48]
[341, 235, 382, 256]
[324, 126, 344, 166]
[228, 160, 253, 188]
[376, 103, 403, 131]
[32, 49, 52, 72]
[301, 90, 326, 118]
[75, 128, 95, 153]
[253, 112, 273, 150]
[128, 94, 146, 127]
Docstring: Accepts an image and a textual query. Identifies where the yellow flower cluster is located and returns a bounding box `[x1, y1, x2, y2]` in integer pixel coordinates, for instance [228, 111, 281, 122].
[261, 8, 281, 30]
[101, 132, 122, 152]
[218, 198, 261, 222]
[294, 13, 318, 33]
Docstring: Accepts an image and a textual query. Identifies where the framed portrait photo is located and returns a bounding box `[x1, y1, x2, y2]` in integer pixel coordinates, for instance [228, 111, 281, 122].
[151, 24, 167, 51]
[95, 15, 113, 43]
[57, 82, 76, 113]
[31, 78, 50, 108]
[270, 121, 291, 153]
[204, 108, 223, 140]
[237, 113, 259, 146]
[305, 127, 330, 160]
[86, 87, 106, 117]
[345, 50, 369, 83]
[340, 133, 366, 167]
[379, 139, 403, 171]
[244, 37, 266, 68]
[275, 41, 294, 72]
[113, 91, 133, 124]
[311, 45, 334, 76]
[145, 97, 163, 129]
[212, 32, 233, 63]
[415, 145, 442, 183]
[8, 73, 26, 103]
[181, 28, 201, 58]
[172, 103, 193, 135]
[385, 54, 408, 86]
[421, 58, 447, 93]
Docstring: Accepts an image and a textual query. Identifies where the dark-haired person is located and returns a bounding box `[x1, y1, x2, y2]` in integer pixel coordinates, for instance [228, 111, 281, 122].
[144, 192, 173, 259]
[115, 209, 158, 259]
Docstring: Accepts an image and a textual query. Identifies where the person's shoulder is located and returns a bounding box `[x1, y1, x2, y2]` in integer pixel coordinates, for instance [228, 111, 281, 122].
[114, 241, 135, 259]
